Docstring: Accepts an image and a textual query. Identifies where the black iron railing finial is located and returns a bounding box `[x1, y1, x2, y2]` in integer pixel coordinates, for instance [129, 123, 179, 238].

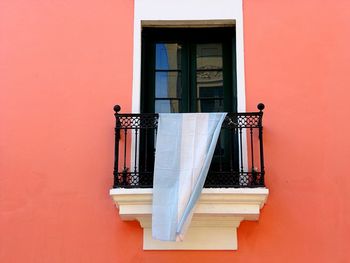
[257, 103, 265, 112]
[114, 104, 121, 113]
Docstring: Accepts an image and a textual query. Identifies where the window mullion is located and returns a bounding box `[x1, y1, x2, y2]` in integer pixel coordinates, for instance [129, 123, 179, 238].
[189, 41, 197, 113]
[181, 41, 190, 113]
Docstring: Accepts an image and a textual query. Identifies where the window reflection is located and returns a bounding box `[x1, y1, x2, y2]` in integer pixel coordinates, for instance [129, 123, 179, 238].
[196, 43, 223, 70]
[156, 43, 182, 70]
[155, 72, 182, 98]
[155, 100, 179, 113]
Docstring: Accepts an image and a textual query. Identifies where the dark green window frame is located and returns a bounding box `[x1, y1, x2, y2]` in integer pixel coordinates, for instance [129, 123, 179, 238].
[141, 27, 237, 114]
[140, 27, 238, 185]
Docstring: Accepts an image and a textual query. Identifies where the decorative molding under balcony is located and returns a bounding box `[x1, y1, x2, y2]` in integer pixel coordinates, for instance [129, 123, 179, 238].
[110, 188, 268, 250]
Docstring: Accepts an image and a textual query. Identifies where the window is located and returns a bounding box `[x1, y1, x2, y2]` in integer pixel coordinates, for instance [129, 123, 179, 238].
[140, 27, 239, 187]
[141, 27, 237, 114]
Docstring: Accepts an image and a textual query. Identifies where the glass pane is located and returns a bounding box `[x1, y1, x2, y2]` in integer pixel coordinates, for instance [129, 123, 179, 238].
[156, 43, 182, 70]
[197, 99, 224, 112]
[198, 85, 224, 98]
[196, 71, 223, 98]
[155, 100, 180, 113]
[196, 43, 223, 70]
[155, 72, 182, 98]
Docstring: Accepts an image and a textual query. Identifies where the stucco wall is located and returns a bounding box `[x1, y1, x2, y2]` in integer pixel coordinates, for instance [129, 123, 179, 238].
[1, 0, 350, 262]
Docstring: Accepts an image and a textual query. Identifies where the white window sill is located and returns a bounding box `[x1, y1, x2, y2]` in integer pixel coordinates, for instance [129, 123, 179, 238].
[110, 187, 268, 250]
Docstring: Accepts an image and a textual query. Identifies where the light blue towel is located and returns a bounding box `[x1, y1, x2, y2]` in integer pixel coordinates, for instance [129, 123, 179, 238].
[152, 113, 227, 241]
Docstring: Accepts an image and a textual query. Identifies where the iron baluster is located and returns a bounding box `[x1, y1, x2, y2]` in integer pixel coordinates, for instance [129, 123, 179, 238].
[239, 127, 244, 174]
[123, 128, 128, 186]
[134, 128, 138, 175]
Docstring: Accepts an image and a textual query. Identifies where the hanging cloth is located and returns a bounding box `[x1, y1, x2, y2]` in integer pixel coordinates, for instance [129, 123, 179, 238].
[152, 113, 227, 241]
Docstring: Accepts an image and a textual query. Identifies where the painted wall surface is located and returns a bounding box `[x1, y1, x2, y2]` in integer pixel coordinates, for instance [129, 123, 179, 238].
[1, 0, 349, 262]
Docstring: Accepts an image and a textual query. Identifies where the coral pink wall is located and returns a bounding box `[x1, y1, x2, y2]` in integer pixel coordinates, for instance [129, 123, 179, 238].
[1, 0, 349, 262]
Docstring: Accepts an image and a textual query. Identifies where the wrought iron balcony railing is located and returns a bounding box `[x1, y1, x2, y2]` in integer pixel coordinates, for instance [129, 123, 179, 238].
[113, 104, 265, 188]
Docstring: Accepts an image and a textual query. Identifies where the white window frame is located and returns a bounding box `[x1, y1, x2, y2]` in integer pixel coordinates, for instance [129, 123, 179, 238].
[132, 0, 246, 114]
[130, 0, 248, 173]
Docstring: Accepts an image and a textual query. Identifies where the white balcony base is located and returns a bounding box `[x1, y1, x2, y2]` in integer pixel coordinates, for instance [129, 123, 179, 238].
[141, 216, 241, 250]
[110, 188, 268, 250]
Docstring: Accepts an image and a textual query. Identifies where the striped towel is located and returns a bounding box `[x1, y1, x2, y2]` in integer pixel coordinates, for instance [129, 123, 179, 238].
[152, 113, 227, 241]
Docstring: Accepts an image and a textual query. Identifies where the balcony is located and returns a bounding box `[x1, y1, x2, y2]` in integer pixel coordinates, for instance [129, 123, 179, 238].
[110, 104, 269, 250]
[112, 103, 266, 189]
